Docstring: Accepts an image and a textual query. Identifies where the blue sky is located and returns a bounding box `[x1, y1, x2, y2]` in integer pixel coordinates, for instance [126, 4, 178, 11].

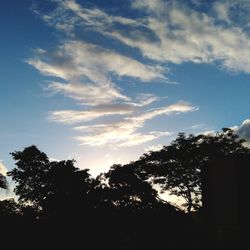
[1, 0, 250, 180]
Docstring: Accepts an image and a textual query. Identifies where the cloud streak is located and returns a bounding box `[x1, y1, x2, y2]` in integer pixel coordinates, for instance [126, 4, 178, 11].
[73, 102, 197, 147]
[41, 0, 250, 74]
[29, 0, 206, 148]
[48, 93, 161, 124]
[34, 0, 250, 74]
[48, 105, 135, 124]
[46, 81, 129, 106]
[28, 41, 166, 83]
[28, 40, 166, 106]
[0, 161, 8, 176]
[112, 0, 250, 74]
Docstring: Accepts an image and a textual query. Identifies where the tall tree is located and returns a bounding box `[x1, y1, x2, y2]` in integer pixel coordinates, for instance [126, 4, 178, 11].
[8, 145, 93, 217]
[132, 128, 250, 213]
[8, 145, 51, 206]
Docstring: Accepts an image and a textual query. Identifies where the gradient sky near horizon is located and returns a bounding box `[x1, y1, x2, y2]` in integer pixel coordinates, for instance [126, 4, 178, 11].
[1, 0, 250, 179]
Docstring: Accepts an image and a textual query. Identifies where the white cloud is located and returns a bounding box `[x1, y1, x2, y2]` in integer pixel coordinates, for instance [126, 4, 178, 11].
[129, 101, 198, 124]
[33, 0, 250, 74]
[106, 0, 250, 74]
[28, 40, 165, 83]
[49, 93, 160, 124]
[29, 0, 204, 148]
[235, 119, 250, 142]
[59, 41, 165, 82]
[28, 40, 166, 106]
[48, 106, 133, 124]
[73, 102, 196, 147]
[47, 81, 129, 106]
[75, 126, 171, 147]
[61, 0, 139, 27]
[144, 144, 163, 152]
[119, 132, 170, 147]
[0, 161, 8, 176]
[129, 93, 162, 107]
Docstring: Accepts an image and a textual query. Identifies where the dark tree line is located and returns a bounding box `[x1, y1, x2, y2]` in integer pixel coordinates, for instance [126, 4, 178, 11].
[1, 128, 249, 249]
[133, 128, 249, 213]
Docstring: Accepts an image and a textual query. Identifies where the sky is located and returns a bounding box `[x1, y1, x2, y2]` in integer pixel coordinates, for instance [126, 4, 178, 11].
[1, 0, 250, 182]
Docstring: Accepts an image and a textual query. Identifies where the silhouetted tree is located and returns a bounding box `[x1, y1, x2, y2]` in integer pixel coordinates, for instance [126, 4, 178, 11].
[93, 164, 186, 250]
[132, 128, 250, 213]
[8, 145, 94, 217]
[8, 145, 51, 207]
[96, 164, 175, 211]
[1, 129, 248, 249]
[0, 198, 21, 217]
[42, 160, 93, 217]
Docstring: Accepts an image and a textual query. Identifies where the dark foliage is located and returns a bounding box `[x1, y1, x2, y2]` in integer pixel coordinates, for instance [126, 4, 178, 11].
[130, 128, 250, 213]
[1, 128, 250, 249]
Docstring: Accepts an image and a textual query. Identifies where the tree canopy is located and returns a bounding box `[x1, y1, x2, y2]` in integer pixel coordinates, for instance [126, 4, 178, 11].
[99, 164, 160, 210]
[7, 128, 250, 214]
[8, 145, 94, 217]
[1, 128, 250, 249]
[129, 128, 250, 213]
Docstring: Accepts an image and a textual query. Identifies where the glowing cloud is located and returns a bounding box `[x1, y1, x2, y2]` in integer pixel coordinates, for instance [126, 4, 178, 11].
[0, 161, 8, 176]
[73, 102, 197, 147]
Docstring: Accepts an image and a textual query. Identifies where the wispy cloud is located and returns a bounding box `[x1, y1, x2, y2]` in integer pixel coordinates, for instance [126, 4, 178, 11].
[189, 123, 205, 130]
[119, 132, 170, 147]
[48, 93, 161, 124]
[28, 40, 166, 106]
[74, 125, 171, 147]
[28, 40, 165, 83]
[58, 0, 247, 74]
[48, 106, 133, 124]
[28, 0, 205, 148]
[111, 0, 250, 73]
[46, 81, 129, 106]
[128, 101, 198, 124]
[0, 161, 8, 176]
[33, 0, 250, 73]
[73, 102, 197, 147]
[61, 0, 139, 27]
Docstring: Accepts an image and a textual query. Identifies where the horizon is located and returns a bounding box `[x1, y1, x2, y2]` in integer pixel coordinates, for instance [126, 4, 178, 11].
[1, 0, 250, 179]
